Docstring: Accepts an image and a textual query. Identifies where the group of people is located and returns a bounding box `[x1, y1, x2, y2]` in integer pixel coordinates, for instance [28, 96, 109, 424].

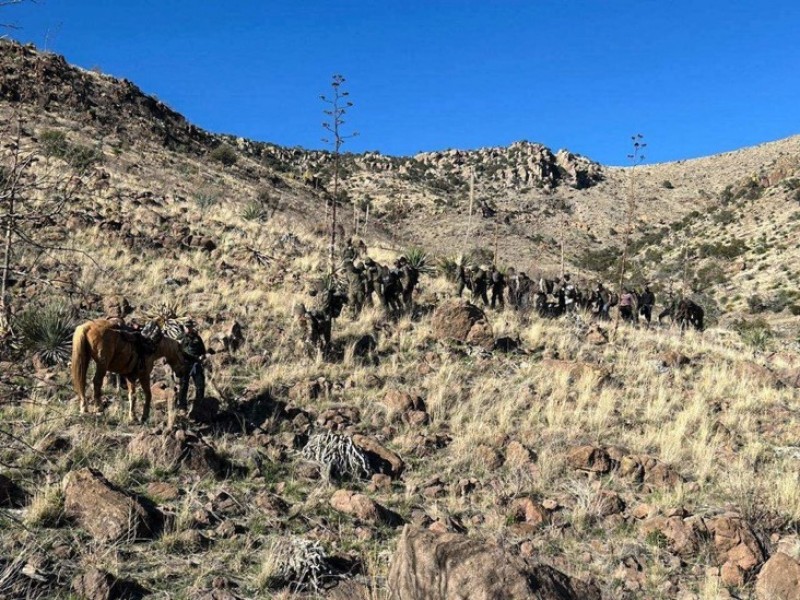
[455, 264, 704, 330]
[295, 240, 423, 355]
[293, 241, 707, 356]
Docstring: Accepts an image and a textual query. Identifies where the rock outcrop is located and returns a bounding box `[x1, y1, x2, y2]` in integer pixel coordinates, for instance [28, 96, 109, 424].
[63, 468, 161, 543]
[387, 525, 601, 600]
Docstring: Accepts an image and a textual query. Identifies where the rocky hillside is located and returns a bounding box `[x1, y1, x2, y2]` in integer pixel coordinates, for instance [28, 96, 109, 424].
[1, 40, 800, 600]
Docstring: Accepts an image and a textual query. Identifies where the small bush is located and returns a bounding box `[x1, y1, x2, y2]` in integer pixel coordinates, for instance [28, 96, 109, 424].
[39, 130, 102, 170]
[661, 180, 674, 189]
[210, 144, 238, 166]
[14, 301, 75, 366]
[733, 317, 773, 354]
[194, 191, 219, 212]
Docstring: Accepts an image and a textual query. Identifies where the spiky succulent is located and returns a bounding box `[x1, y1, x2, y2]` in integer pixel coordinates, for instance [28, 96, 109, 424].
[404, 247, 434, 274]
[14, 301, 75, 366]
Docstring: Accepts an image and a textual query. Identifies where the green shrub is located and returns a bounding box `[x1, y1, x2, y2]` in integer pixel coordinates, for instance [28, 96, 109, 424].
[40, 130, 102, 170]
[661, 180, 674, 189]
[210, 144, 238, 166]
[577, 247, 621, 273]
[733, 317, 773, 354]
[14, 301, 76, 366]
[404, 247, 433, 274]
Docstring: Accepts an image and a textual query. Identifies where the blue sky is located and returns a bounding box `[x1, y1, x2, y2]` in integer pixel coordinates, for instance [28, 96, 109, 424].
[4, 1, 799, 165]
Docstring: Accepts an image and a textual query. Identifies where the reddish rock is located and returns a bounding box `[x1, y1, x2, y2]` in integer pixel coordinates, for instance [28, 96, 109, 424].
[387, 526, 601, 600]
[352, 434, 405, 478]
[63, 468, 161, 543]
[756, 552, 800, 599]
[567, 446, 614, 473]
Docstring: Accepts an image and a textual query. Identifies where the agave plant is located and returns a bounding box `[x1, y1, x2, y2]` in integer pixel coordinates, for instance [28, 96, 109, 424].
[14, 301, 76, 366]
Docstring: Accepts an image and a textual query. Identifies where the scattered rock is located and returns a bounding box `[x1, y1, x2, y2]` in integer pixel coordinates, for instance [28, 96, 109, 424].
[352, 434, 405, 478]
[641, 515, 708, 556]
[63, 468, 161, 543]
[72, 567, 148, 600]
[145, 482, 180, 502]
[387, 525, 601, 600]
[707, 515, 766, 581]
[475, 444, 504, 470]
[505, 440, 536, 468]
[567, 445, 614, 473]
[128, 429, 227, 477]
[756, 552, 800, 599]
[330, 489, 400, 525]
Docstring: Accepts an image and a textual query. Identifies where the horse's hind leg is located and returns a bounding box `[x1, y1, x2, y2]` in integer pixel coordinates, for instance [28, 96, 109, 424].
[92, 367, 107, 414]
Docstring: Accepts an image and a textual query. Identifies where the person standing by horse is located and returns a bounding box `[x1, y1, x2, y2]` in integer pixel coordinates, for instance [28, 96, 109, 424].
[176, 319, 206, 411]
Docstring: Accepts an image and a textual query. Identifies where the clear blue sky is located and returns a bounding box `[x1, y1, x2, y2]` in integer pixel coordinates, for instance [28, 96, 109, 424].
[4, 1, 799, 165]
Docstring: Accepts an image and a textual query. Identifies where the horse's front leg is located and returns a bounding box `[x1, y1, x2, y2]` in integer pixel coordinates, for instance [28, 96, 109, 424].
[92, 367, 107, 414]
[127, 377, 137, 422]
[140, 372, 152, 424]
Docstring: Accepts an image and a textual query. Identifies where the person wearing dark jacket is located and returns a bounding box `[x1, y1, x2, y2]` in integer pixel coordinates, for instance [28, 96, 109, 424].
[639, 285, 655, 324]
[177, 319, 206, 411]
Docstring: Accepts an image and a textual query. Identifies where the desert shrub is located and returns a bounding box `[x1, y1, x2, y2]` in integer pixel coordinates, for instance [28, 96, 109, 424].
[713, 209, 736, 225]
[735, 179, 764, 201]
[40, 129, 102, 170]
[733, 317, 773, 354]
[465, 246, 494, 268]
[210, 144, 238, 166]
[692, 261, 728, 290]
[747, 295, 767, 314]
[577, 247, 620, 274]
[661, 180, 674, 189]
[437, 255, 463, 282]
[14, 301, 75, 366]
[697, 238, 747, 260]
[40, 130, 70, 157]
[720, 185, 734, 205]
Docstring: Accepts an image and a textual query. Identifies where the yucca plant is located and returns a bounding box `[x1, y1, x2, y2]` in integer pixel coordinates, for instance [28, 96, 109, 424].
[241, 199, 268, 222]
[404, 247, 434, 274]
[14, 301, 76, 366]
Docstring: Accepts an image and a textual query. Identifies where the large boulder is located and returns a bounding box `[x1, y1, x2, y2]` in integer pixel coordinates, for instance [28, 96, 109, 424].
[63, 468, 161, 543]
[127, 429, 227, 477]
[387, 525, 601, 600]
[756, 552, 800, 600]
[430, 301, 493, 349]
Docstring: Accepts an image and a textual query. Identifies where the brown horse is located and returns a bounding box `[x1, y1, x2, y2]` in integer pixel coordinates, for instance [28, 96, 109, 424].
[71, 319, 187, 426]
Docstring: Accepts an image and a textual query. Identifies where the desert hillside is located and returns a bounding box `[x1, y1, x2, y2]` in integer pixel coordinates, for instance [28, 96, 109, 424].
[1, 40, 800, 600]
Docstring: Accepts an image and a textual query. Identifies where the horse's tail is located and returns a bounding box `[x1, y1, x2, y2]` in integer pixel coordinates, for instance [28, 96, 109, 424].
[71, 323, 91, 397]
